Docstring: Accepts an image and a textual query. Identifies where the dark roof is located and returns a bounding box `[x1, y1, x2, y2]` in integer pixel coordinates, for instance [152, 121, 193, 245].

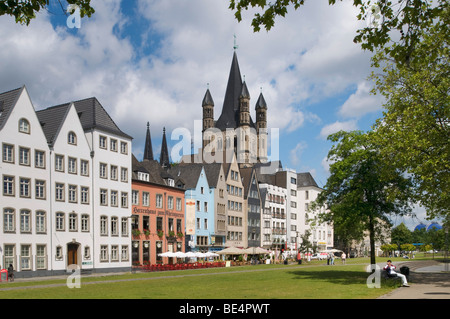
[240, 167, 255, 198]
[255, 92, 267, 109]
[0, 86, 24, 130]
[297, 172, 319, 188]
[240, 81, 250, 99]
[132, 156, 167, 185]
[215, 52, 256, 131]
[202, 163, 223, 188]
[170, 164, 205, 190]
[159, 127, 170, 168]
[143, 122, 154, 161]
[202, 89, 214, 106]
[36, 103, 71, 145]
[40, 97, 132, 140]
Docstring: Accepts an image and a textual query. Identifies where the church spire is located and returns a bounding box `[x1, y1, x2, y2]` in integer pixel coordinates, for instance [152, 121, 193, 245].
[143, 122, 154, 161]
[160, 127, 170, 169]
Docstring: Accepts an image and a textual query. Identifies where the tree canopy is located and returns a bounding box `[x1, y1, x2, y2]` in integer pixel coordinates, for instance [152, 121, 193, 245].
[314, 130, 414, 265]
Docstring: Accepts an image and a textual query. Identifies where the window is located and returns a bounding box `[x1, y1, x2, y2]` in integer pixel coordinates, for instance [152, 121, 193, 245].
[55, 183, 65, 201]
[4, 245, 15, 269]
[20, 245, 31, 270]
[121, 192, 128, 208]
[36, 211, 46, 233]
[68, 185, 77, 203]
[110, 165, 118, 180]
[3, 208, 15, 232]
[68, 131, 77, 145]
[110, 139, 117, 152]
[99, 135, 107, 149]
[168, 196, 174, 210]
[19, 147, 30, 166]
[121, 245, 129, 261]
[120, 141, 128, 154]
[55, 154, 64, 172]
[305, 190, 309, 200]
[176, 198, 182, 211]
[100, 216, 108, 236]
[20, 209, 31, 233]
[36, 245, 47, 270]
[111, 217, 119, 236]
[291, 177, 297, 184]
[69, 213, 77, 231]
[132, 190, 139, 205]
[81, 214, 89, 232]
[56, 212, 65, 231]
[68, 157, 77, 174]
[84, 246, 91, 259]
[81, 186, 89, 204]
[18, 118, 30, 134]
[99, 163, 107, 178]
[110, 190, 118, 207]
[35, 150, 45, 168]
[100, 189, 107, 205]
[121, 167, 128, 182]
[142, 192, 150, 206]
[81, 160, 89, 176]
[100, 245, 108, 262]
[121, 217, 129, 237]
[204, 202, 208, 212]
[56, 246, 63, 260]
[204, 218, 208, 230]
[3, 175, 14, 196]
[3, 144, 14, 163]
[111, 245, 119, 261]
[156, 194, 163, 208]
[19, 177, 31, 198]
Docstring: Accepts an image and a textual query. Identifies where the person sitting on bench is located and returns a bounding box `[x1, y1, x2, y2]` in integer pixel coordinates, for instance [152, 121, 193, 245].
[383, 260, 409, 287]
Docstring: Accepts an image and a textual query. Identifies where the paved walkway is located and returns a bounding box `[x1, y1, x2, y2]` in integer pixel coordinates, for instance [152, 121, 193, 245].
[378, 260, 450, 299]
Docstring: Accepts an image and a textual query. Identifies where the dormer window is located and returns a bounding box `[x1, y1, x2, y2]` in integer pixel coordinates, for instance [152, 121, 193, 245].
[68, 131, 77, 145]
[19, 118, 30, 134]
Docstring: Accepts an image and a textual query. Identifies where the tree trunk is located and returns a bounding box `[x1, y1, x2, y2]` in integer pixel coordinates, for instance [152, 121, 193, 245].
[369, 215, 376, 266]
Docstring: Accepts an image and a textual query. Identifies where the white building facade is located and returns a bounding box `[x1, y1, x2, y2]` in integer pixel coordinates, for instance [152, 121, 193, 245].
[0, 86, 133, 278]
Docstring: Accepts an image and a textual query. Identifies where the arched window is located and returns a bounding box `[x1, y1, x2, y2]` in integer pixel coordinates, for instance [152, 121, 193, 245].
[68, 131, 77, 145]
[18, 118, 30, 134]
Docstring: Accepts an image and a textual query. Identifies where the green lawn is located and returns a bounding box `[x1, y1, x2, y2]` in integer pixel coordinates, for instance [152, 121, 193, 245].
[0, 259, 403, 299]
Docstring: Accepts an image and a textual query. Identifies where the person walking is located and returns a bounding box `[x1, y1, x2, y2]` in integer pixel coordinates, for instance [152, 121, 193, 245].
[7, 264, 14, 282]
[331, 253, 335, 265]
[383, 260, 409, 287]
[341, 252, 346, 265]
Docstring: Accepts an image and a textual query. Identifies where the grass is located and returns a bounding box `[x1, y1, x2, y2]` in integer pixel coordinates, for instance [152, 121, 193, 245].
[0, 258, 409, 299]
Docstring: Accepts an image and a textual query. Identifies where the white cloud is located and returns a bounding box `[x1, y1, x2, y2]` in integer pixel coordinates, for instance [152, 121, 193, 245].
[319, 120, 358, 140]
[339, 81, 384, 118]
[0, 0, 375, 159]
[290, 141, 308, 166]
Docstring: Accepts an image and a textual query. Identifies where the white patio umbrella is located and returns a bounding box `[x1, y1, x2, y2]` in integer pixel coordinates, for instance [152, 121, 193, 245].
[173, 251, 187, 258]
[217, 246, 244, 255]
[184, 251, 197, 258]
[158, 251, 176, 257]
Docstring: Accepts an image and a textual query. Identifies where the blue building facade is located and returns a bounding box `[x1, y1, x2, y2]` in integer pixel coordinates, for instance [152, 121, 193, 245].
[172, 165, 215, 253]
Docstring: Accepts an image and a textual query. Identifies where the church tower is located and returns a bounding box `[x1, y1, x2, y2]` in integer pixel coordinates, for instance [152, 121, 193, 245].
[201, 46, 268, 167]
[160, 127, 170, 169]
[255, 92, 268, 162]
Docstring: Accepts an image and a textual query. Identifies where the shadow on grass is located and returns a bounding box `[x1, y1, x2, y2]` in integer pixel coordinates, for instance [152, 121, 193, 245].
[287, 269, 369, 286]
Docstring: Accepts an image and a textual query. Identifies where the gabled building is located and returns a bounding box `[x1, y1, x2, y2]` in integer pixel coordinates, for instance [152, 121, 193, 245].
[0, 86, 133, 278]
[223, 153, 246, 248]
[240, 167, 262, 248]
[131, 123, 185, 265]
[1, 86, 51, 277]
[171, 164, 215, 253]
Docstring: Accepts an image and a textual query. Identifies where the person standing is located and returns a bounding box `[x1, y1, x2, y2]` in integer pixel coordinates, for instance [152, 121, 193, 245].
[341, 252, 346, 265]
[7, 264, 14, 282]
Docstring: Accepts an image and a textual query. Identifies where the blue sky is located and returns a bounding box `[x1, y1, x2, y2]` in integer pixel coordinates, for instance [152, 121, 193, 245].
[0, 0, 431, 229]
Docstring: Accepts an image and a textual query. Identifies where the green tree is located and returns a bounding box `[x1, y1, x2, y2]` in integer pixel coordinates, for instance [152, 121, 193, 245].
[391, 223, 413, 246]
[314, 130, 414, 265]
[371, 6, 449, 219]
[0, 0, 95, 25]
[229, 0, 446, 62]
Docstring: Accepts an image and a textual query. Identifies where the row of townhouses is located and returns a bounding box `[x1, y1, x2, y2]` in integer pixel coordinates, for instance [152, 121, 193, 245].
[1, 51, 333, 278]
